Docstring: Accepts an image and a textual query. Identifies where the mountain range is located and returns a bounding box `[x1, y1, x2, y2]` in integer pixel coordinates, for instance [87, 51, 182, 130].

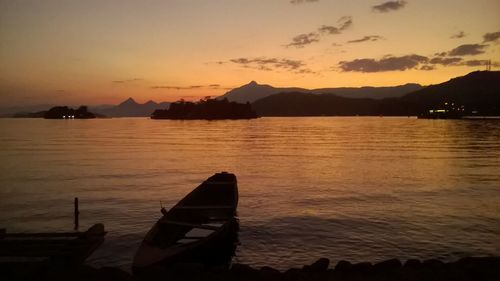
[252, 71, 500, 116]
[90, 98, 170, 117]
[3, 71, 498, 117]
[219, 81, 423, 103]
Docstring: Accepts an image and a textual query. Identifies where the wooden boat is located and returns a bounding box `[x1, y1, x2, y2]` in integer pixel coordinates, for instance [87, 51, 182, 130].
[133, 172, 239, 272]
[0, 223, 106, 265]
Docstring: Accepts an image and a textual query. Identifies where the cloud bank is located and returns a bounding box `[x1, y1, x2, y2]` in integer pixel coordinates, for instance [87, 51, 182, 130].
[483, 31, 500, 43]
[448, 44, 487, 56]
[339, 55, 427, 72]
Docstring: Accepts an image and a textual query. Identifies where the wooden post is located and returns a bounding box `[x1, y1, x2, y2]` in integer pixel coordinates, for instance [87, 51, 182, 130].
[74, 197, 79, 230]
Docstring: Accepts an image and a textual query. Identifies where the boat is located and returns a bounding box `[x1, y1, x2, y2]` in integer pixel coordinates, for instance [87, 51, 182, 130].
[0, 223, 106, 266]
[133, 172, 239, 273]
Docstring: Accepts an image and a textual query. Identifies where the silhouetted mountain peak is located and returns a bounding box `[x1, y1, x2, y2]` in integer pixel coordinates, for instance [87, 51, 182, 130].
[120, 97, 138, 107]
[144, 100, 158, 106]
[248, 80, 258, 86]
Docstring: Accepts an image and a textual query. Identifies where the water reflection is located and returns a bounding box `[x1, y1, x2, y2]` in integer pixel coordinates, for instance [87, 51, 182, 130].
[0, 117, 499, 269]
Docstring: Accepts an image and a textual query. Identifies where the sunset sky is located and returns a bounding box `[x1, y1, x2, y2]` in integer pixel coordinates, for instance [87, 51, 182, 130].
[1, 0, 499, 106]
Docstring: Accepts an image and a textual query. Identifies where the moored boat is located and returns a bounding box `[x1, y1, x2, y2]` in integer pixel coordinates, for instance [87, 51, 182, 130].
[133, 172, 239, 273]
[0, 223, 106, 266]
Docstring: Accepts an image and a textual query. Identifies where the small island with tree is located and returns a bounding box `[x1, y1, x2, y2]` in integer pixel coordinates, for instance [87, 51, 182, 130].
[151, 97, 258, 120]
[44, 106, 96, 119]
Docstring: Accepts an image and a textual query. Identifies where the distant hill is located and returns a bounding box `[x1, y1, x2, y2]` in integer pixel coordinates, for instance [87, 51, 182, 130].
[6, 98, 170, 118]
[91, 98, 170, 117]
[400, 71, 500, 115]
[253, 71, 500, 116]
[218, 81, 423, 103]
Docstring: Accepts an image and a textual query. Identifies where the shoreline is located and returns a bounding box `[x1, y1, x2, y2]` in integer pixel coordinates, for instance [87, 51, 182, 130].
[2, 256, 499, 281]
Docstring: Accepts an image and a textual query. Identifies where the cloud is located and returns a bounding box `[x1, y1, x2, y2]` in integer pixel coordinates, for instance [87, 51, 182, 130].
[151, 84, 226, 90]
[287, 16, 352, 48]
[338, 54, 428, 72]
[448, 44, 487, 56]
[372, 1, 407, 13]
[319, 17, 352, 34]
[450, 31, 466, 39]
[429, 57, 462, 66]
[290, 0, 318, 4]
[347, 35, 384, 43]
[483, 31, 500, 43]
[420, 65, 435, 71]
[286, 32, 320, 48]
[227, 57, 314, 74]
[112, 78, 142, 84]
[462, 60, 499, 67]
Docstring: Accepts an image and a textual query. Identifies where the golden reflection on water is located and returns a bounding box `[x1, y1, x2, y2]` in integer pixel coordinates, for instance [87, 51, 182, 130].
[0, 117, 499, 268]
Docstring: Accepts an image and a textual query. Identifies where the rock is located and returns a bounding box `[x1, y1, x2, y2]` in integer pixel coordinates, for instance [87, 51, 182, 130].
[306, 258, 330, 272]
[403, 259, 421, 268]
[230, 263, 259, 280]
[422, 259, 445, 270]
[169, 262, 205, 273]
[452, 257, 500, 281]
[97, 267, 132, 281]
[283, 268, 303, 281]
[351, 262, 373, 274]
[259, 266, 282, 281]
[373, 258, 402, 272]
[334, 260, 352, 272]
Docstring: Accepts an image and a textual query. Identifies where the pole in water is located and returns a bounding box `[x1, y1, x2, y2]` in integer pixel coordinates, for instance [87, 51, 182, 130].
[74, 197, 79, 230]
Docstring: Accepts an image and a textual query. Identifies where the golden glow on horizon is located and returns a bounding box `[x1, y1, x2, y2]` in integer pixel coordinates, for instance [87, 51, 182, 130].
[0, 0, 499, 106]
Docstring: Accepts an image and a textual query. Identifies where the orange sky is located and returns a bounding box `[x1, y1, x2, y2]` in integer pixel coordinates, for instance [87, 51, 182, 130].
[0, 0, 499, 106]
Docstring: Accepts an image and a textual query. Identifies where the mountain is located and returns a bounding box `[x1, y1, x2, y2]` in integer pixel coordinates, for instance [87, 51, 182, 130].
[400, 71, 500, 115]
[218, 81, 423, 103]
[218, 81, 306, 103]
[91, 98, 170, 117]
[252, 71, 500, 116]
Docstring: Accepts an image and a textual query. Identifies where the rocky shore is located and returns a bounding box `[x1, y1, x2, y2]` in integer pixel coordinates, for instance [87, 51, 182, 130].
[3, 256, 499, 281]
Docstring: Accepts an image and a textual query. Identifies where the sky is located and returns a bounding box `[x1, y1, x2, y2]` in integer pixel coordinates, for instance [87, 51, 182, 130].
[0, 0, 499, 106]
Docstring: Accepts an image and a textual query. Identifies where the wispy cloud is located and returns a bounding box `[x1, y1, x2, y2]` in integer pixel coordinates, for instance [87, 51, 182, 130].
[448, 44, 487, 56]
[286, 32, 320, 48]
[462, 60, 499, 67]
[286, 16, 352, 48]
[372, 1, 407, 13]
[112, 78, 143, 84]
[450, 31, 466, 39]
[318, 16, 352, 35]
[290, 0, 318, 4]
[429, 57, 462, 66]
[150, 84, 228, 90]
[338, 54, 428, 72]
[483, 31, 500, 43]
[226, 57, 314, 74]
[347, 35, 384, 43]
[420, 65, 435, 71]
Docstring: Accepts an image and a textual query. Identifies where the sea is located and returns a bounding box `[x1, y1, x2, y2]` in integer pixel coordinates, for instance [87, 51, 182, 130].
[0, 117, 499, 270]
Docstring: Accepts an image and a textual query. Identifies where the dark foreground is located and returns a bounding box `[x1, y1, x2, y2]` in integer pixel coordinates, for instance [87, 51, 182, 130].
[2, 256, 499, 281]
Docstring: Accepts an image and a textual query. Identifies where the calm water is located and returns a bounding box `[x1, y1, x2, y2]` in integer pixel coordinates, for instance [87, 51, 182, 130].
[0, 117, 499, 270]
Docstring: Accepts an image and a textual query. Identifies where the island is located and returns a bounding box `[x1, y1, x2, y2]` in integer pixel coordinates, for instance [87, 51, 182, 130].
[44, 106, 96, 119]
[151, 98, 258, 120]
